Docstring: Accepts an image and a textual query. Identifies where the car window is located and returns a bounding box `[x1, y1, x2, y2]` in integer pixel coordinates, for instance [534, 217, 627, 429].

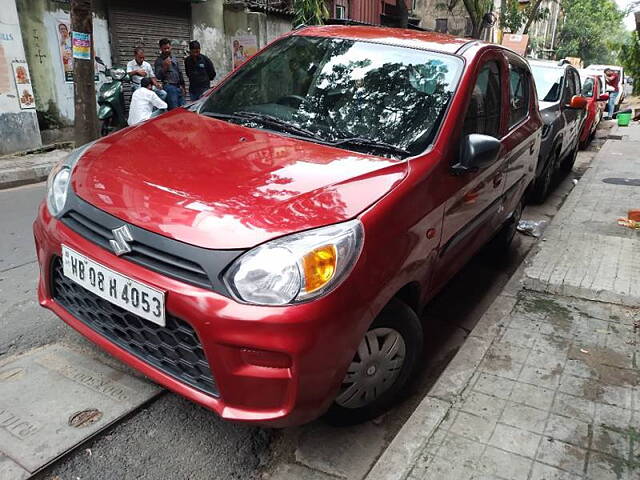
[531, 65, 563, 102]
[200, 36, 463, 157]
[582, 77, 594, 97]
[564, 70, 576, 101]
[462, 61, 501, 138]
[508, 64, 529, 128]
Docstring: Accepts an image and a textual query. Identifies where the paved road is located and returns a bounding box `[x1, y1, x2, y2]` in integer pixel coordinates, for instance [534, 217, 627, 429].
[0, 184, 273, 480]
[0, 139, 600, 479]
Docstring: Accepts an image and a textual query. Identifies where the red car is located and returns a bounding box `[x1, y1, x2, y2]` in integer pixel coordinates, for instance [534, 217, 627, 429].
[34, 26, 541, 427]
[578, 71, 609, 148]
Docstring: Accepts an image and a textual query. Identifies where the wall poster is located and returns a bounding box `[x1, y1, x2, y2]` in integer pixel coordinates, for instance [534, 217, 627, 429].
[12, 61, 35, 109]
[55, 17, 73, 82]
[231, 35, 258, 70]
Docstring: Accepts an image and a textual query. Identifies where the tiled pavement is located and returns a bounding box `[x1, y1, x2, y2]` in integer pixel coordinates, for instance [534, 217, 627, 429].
[406, 292, 639, 480]
[367, 125, 640, 480]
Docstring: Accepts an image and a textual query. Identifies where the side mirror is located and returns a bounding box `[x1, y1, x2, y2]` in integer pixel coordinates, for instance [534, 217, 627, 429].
[451, 134, 501, 175]
[597, 93, 610, 101]
[566, 95, 587, 109]
[95, 56, 105, 66]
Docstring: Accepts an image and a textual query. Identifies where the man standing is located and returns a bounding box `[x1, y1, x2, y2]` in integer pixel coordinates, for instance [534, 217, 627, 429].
[154, 38, 186, 110]
[128, 78, 168, 126]
[127, 47, 166, 99]
[184, 40, 216, 101]
[604, 68, 620, 119]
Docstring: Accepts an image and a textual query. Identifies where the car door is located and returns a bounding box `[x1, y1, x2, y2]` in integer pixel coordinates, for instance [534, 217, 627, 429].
[501, 54, 539, 222]
[432, 51, 509, 289]
[561, 69, 581, 156]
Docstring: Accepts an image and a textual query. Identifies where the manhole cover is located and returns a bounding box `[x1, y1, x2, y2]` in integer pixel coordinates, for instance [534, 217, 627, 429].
[602, 178, 640, 186]
[68, 409, 103, 428]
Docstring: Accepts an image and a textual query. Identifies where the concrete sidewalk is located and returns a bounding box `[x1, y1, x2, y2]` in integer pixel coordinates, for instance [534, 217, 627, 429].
[367, 124, 640, 480]
[0, 146, 71, 190]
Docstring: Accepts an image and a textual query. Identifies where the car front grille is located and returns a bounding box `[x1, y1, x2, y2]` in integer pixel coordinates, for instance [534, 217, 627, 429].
[58, 191, 244, 296]
[51, 257, 219, 397]
[62, 210, 212, 289]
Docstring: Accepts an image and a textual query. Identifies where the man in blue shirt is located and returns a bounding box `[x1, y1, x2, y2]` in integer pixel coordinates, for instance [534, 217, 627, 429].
[154, 38, 186, 110]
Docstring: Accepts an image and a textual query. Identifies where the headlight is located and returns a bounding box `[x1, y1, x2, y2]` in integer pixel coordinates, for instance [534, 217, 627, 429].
[46, 141, 96, 217]
[224, 220, 364, 306]
[110, 67, 126, 80]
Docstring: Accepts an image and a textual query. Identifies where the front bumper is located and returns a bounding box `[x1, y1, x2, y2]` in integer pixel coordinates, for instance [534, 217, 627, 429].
[33, 202, 373, 427]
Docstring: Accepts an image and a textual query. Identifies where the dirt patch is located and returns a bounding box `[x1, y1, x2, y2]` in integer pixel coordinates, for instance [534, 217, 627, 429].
[519, 296, 574, 326]
[568, 345, 639, 388]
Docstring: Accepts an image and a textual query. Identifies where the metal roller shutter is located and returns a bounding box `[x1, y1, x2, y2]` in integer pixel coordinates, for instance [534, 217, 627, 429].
[107, 0, 192, 107]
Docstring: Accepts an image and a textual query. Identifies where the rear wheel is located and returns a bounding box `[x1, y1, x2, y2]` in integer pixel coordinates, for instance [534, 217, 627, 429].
[530, 155, 555, 204]
[324, 299, 423, 426]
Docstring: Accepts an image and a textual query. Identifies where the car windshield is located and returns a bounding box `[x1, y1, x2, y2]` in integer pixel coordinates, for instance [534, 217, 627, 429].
[531, 65, 564, 102]
[199, 35, 463, 158]
[582, 77, 594, 97]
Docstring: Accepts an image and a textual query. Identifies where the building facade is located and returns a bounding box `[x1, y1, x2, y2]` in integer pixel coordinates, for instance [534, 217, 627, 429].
[1, 0, 292, 154]
[0, 0, 41, 154]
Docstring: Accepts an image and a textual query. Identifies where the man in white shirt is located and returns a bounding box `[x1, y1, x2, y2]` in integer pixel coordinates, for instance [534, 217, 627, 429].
[127, 47, 166, 99]
[128, 78, 168, 126]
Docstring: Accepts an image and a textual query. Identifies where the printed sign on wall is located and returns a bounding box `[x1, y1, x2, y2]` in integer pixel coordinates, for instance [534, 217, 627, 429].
[12, 61, 35, 109]
[55, 17, 73, 82]
[72, 31, 91, 60]
[231, 35, 258, 70]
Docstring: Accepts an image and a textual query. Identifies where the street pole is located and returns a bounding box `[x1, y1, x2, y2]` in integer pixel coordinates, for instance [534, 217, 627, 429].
[70, 0, 99, 146]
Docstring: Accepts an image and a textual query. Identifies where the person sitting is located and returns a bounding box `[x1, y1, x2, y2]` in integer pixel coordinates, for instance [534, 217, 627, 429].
[126, 47, 166, 100]
[128, 77, 167, 126]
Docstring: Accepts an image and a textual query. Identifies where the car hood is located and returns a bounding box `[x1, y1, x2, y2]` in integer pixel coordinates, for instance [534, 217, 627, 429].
[72, 110, 407, 249]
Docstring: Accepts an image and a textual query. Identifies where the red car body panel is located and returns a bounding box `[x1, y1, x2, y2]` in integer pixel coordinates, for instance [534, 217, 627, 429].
[34, 27, 541, 426]
[579, 74, 607, 145]
[73, 111, 406, 249]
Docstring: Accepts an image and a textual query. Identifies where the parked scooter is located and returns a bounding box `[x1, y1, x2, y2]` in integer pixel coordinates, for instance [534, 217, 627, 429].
[95, 57, 128, 136]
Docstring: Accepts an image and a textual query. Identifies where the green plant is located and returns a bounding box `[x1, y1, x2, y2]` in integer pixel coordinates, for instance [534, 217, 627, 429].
[499, 0, 548, 34]
[620, 31, 640, 95]
[293, 0, 329, 26]
[556, 0, 626, 65]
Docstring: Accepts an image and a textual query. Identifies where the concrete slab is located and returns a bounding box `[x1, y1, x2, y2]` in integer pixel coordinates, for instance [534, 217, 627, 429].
[295, 422, 387, 479]
[0, 149, 69, 190]
[524, 139, 640, 306]
[0, 343, 161, 475]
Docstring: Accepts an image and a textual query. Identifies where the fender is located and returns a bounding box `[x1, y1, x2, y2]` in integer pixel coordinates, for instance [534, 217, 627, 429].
[98, 104, 113, 120]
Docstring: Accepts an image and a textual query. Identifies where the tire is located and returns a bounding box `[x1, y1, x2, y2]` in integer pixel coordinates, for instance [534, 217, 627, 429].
[324, 298, 423, 426]
[100, 117, 111, 137]
[490, 199, 523, 254]
[560, 144, 578, 173]
[530, 155, 555, 204]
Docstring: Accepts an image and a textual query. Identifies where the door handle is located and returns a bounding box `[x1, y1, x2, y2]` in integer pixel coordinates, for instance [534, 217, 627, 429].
[493, 174, 503, 188]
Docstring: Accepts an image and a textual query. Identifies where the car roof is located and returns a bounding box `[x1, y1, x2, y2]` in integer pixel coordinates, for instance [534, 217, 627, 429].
[293, 25, 475, 54]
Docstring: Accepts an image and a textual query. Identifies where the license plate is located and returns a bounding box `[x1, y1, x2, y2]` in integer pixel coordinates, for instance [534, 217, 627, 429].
[62, 245, 166, 327]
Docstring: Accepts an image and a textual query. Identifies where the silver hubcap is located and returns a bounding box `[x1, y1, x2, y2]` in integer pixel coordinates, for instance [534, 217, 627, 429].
[335, 328, 406, 409]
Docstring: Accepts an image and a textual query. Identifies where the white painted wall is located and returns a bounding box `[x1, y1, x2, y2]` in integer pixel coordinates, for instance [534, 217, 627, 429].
[0, 0, 29, 113]
[41, 8, 111, 123]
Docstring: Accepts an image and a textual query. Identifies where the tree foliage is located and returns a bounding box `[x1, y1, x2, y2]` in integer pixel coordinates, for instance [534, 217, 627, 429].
[499, 0, 548, 34]
[556, 0, 626, 66]
[459, 0, 494, 38]
[293, 0, 329, 26]
[619, 31, 640, 95]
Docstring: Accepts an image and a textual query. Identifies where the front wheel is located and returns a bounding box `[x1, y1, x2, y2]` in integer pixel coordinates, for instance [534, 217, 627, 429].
[560, 145, 578, 173]
[324, 299, 423, 426]
[100, 116, 111, 137]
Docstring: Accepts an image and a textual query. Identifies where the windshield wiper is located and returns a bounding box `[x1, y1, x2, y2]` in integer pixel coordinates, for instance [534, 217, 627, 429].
[330, 137, 410, 157]
[201, 111, 320, 140]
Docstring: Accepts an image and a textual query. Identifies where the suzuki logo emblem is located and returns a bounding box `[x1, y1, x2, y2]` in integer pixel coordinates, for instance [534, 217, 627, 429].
[109, 225, 133, 256]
